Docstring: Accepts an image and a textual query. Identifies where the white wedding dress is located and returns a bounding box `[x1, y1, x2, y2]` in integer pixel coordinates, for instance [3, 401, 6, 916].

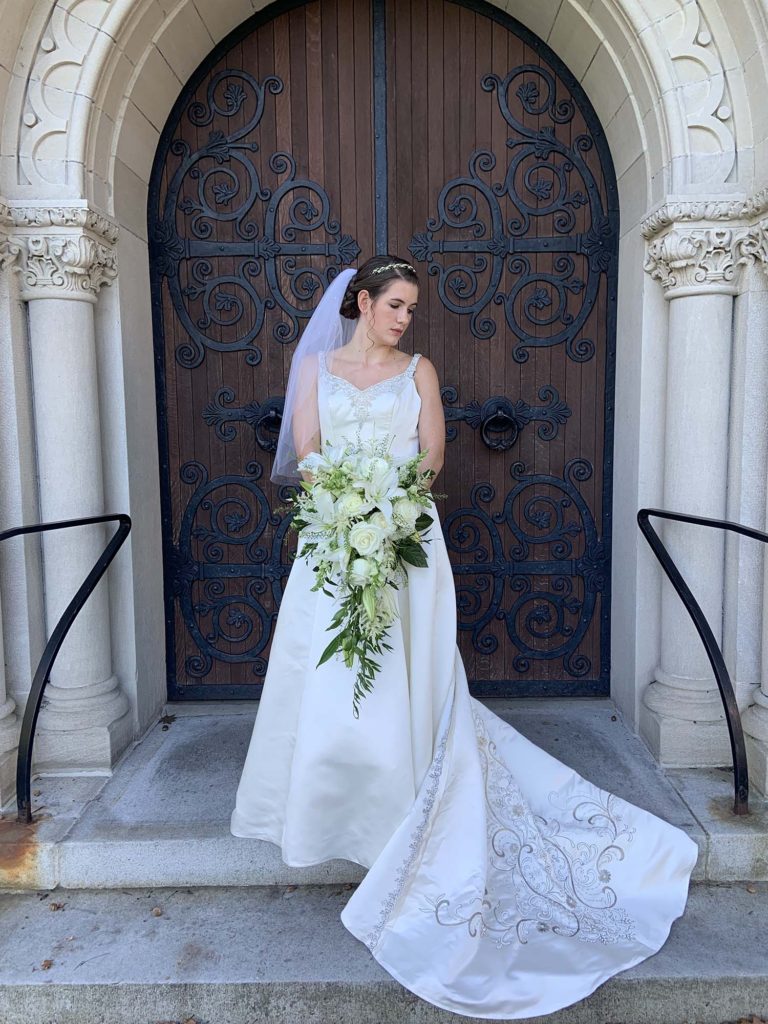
[231, 350, 698, 1019]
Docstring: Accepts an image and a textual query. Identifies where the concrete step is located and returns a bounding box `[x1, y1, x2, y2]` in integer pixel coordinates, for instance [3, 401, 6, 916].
[2, 699, 767, 890]
[0, 881, 766, 1024]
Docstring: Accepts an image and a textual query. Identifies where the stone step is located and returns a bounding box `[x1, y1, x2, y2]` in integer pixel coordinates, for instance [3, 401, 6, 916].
[2, 700, 767, 890]
[0, 881, 765, 1024]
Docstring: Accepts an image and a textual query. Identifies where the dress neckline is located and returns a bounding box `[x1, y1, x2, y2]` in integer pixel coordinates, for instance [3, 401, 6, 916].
[321, 352, 419, 393]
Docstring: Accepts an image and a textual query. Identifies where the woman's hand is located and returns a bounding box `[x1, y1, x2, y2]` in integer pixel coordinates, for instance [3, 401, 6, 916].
[414, 357, 445, 484]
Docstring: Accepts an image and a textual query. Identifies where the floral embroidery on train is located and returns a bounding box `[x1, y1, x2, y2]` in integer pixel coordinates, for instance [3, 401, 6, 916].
[424, 708, 637, 947]
[365, 700, 452, 951]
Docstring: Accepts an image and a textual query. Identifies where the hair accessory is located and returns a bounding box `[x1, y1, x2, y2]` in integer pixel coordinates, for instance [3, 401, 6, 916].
[371, 262, 414, 275]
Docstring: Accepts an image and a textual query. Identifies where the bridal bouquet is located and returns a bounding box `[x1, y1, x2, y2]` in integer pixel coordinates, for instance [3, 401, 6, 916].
[288, 439, 435, 716]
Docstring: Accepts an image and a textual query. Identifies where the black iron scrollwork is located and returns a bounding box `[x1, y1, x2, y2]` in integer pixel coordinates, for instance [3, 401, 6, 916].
[151, 70, 360, 368]
[442, 386, 571, 447]
[410, 65, 615, 361]
[171, 460, 295, 679]
[203, 388, 283, 450]
[443, 459, 604, 676]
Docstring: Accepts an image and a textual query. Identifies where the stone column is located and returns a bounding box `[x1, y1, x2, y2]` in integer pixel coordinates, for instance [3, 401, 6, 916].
[0, 600, 18, 808]
[0, 201, 21, 803]
[640, 226, 743, 766]
[742, 507, 768, 793]
[9, 206, 131, 772]
[739, 218, 768, 792]
[724, 253, 768, 696]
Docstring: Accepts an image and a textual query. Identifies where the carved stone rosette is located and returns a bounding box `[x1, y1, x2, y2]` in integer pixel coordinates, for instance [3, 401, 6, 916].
[5, 205, 118, 302]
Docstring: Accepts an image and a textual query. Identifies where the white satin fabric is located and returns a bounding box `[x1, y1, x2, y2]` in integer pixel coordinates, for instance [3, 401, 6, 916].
[231, 353, 698, 1019]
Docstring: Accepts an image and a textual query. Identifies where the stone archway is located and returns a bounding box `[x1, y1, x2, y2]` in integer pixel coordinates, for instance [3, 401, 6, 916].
[2, 0, 768, 771]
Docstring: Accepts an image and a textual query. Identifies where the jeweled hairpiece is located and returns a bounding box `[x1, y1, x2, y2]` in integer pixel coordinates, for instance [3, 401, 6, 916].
[371, 262, 414, 275]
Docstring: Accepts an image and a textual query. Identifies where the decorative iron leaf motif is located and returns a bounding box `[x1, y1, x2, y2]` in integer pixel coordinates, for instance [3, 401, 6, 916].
[442, 386, 572, 446]
[152, 220, 186, 278]
[202, 388, 284, 450]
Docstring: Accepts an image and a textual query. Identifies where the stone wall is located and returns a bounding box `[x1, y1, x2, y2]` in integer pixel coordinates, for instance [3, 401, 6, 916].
[0, 0, 767, 791]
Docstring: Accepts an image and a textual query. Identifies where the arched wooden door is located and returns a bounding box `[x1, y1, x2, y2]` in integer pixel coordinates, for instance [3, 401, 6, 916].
[149, 0, 618, 700]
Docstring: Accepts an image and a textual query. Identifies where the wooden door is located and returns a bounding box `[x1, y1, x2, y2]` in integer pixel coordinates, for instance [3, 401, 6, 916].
[149, 0, 617, 699]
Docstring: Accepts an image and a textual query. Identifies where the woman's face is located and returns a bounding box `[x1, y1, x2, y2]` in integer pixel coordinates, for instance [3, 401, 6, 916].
[361, 279, 419, 347]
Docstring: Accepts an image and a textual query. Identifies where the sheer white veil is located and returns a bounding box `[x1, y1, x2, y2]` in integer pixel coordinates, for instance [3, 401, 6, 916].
[272, 267, 357, 484]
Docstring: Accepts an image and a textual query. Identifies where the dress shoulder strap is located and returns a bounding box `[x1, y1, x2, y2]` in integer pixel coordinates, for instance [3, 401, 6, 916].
[405, 353, 421, 379]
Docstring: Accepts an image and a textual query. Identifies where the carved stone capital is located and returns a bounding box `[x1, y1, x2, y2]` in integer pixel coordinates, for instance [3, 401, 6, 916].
[643, 190, 768, 298]
[0, 199, 21, 272]
[643, 226, 747, 299]
[7, 205, 118, 302]
[735, 219, 768, 277]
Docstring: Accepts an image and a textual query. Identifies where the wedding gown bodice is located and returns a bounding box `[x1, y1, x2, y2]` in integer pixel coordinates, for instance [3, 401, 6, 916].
[318, 351, 421, 455]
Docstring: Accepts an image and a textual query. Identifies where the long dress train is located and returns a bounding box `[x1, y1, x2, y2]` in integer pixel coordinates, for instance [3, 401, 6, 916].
[231, 350, 698, 1019]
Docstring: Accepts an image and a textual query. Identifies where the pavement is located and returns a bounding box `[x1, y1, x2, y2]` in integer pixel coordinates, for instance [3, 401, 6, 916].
[0, 882, 766, 1024]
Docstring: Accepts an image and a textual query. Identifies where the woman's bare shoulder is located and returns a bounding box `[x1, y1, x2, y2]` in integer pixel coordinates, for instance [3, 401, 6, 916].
[414, 354, 439, 384]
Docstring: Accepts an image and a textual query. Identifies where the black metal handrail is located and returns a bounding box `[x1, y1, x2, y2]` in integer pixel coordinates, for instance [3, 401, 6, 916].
[637, 508, 766, 816]
[0, 514, 131, 823]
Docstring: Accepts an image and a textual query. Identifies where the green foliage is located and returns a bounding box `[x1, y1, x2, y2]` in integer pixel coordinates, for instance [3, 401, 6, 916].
[285, 437, 436, 717]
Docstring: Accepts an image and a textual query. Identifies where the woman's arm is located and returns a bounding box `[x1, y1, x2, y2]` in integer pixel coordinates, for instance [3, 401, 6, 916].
[292, 355, 321, 480]
[414, 356, 445, 484]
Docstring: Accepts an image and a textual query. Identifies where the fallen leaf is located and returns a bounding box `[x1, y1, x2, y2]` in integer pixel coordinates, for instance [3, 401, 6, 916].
[285, 885, 297, 892]
[746, 884, 758, 894]
[49, 902, 66, 911]
[40, 959, 53, 970]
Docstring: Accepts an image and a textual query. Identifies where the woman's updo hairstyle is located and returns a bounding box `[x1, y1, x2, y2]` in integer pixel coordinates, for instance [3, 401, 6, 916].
[339, 255, 419, 320]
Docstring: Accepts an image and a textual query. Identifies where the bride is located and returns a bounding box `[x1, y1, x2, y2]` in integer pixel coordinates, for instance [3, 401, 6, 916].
[230, 256, 698, 1019]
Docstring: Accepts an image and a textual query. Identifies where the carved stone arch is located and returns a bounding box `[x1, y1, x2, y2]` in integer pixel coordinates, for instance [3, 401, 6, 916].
[4, 0, 768, 205]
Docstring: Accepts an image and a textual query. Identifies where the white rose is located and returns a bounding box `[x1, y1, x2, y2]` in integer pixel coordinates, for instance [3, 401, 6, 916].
[368, 510, 396, 537]
[336, 491, 365, 520]
[367, 456, 390, 476]
[348, 557, 375, 587]
[393, 497, 419, 534]
[349, 520, 386, 557]
[351, 455, 374, 485]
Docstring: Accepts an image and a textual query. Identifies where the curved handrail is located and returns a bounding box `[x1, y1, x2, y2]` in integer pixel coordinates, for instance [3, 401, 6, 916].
[0, 514, 132, 823]
[637, 508, 765, 816]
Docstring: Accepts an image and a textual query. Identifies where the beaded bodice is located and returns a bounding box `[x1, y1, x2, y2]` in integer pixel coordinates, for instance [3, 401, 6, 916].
[317, 351, 422, 456]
